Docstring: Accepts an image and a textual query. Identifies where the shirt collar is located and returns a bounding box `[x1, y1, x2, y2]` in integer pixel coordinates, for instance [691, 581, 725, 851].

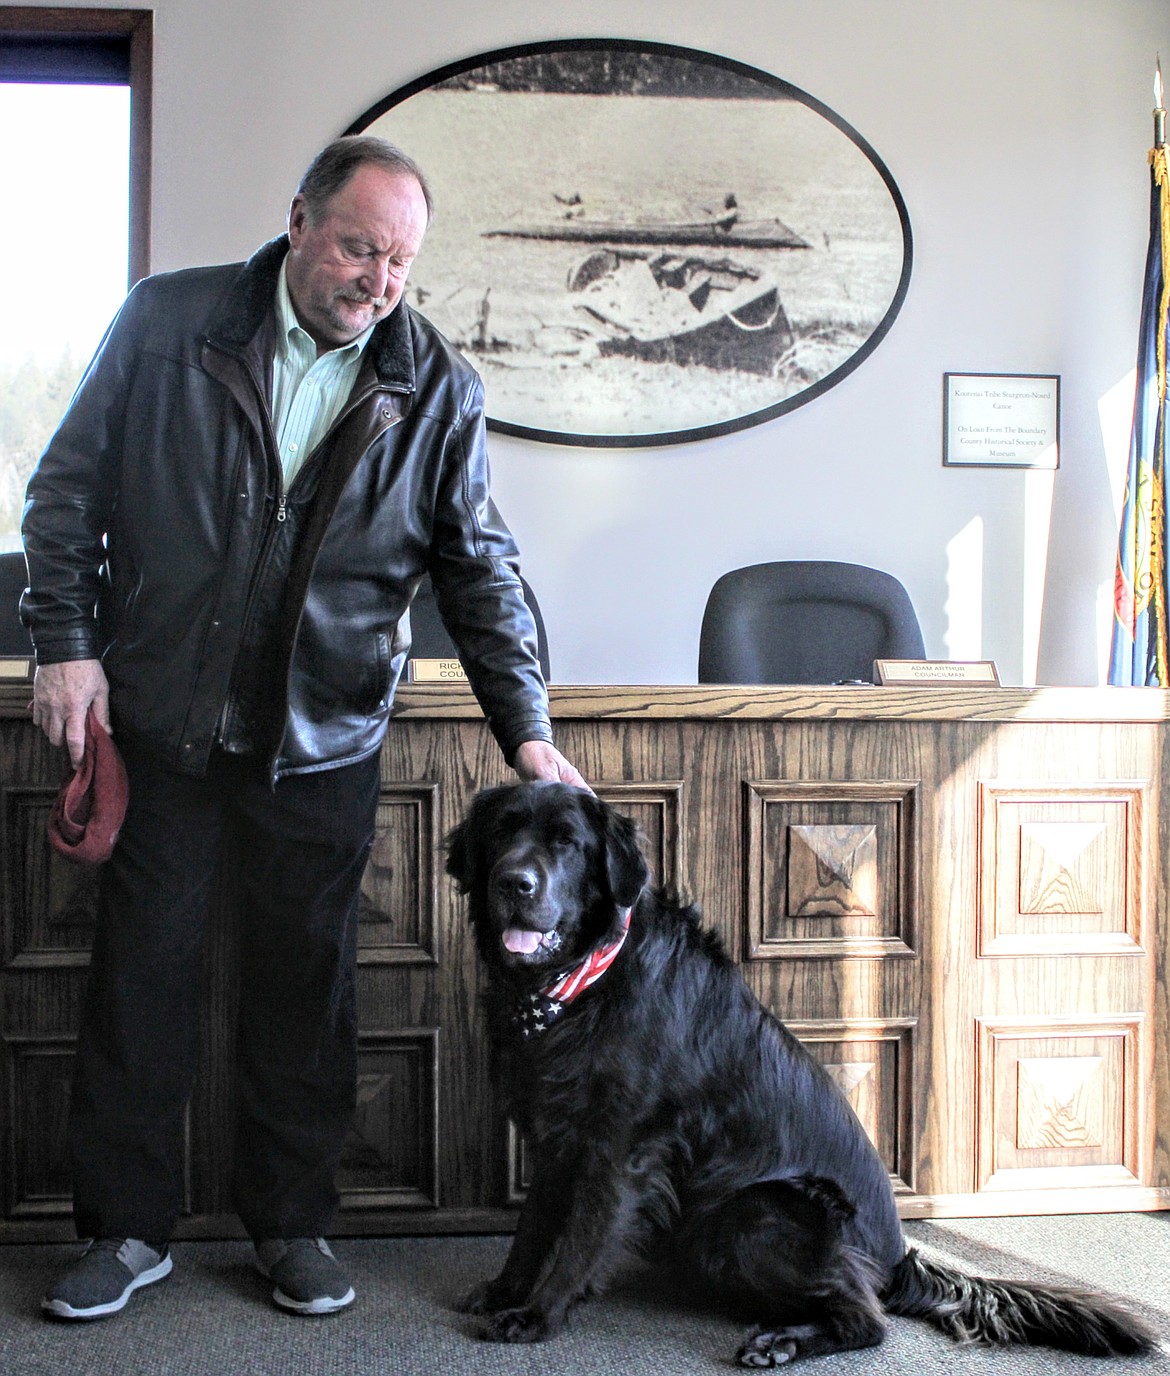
[275, 257, 375, 363]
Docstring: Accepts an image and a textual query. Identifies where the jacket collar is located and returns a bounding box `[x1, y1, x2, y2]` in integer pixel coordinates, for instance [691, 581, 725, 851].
[204, 234, 416, 393]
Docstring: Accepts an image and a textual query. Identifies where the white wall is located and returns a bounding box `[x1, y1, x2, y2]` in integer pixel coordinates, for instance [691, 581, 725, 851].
[30, 0, 1166, 684]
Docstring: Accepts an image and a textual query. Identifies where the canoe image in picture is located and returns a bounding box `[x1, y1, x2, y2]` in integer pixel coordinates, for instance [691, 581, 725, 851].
[567, 249, 794, 374]
[484, 213, 809, 251]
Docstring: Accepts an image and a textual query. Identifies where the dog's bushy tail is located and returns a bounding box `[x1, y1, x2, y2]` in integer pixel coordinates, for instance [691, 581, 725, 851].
[882, 1246, 1157, 1357]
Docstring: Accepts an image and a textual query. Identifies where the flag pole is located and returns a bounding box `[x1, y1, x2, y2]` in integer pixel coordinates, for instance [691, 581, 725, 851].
[1108, 60, 1170, 685]
[1150, 57, 1168, 681]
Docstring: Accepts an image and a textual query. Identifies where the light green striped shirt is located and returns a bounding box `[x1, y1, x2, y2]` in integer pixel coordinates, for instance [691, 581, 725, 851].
[271, 259, 374, 485]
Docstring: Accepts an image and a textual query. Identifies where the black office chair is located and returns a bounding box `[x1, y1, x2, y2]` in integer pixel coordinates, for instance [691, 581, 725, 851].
[408, 570, 551, 681]
[698, 560, 925, 685]
[0, 550, 33, 656]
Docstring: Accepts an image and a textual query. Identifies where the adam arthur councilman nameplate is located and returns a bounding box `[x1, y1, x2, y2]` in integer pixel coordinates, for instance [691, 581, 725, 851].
[874, 659, 1000, 686]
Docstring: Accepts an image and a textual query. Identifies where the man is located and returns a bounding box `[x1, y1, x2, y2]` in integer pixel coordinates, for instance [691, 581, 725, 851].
[22, 136, 585, 1321]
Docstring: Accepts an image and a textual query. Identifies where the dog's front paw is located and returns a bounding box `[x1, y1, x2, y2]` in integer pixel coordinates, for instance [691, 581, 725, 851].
[736, 1330, 798, 1367]
[481, 1305, 555, 1344]
[457, 1277, 518, 1315]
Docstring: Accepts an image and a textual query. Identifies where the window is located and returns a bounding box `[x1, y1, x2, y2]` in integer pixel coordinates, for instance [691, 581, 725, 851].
[0, 7, 151, 549]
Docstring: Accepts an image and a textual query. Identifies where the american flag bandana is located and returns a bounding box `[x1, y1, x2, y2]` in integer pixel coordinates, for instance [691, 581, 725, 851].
[511, 907, 632, 1039]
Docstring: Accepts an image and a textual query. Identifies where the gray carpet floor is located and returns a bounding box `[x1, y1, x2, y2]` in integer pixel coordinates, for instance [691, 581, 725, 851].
[1, 1213, 1169, 1374]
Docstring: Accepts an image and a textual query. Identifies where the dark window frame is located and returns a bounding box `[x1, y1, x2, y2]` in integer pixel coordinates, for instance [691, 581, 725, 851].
[0, 6, 152, 283]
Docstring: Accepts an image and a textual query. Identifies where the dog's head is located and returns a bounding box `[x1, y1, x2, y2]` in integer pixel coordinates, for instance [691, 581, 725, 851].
[446, 782, 649, 978]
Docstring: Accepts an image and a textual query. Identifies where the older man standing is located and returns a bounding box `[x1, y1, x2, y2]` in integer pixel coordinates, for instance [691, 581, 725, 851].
[23, 136, 584, 1321]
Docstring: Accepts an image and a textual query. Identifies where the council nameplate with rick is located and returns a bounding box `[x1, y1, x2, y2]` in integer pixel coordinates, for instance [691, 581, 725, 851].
[407, 658, 469, 683]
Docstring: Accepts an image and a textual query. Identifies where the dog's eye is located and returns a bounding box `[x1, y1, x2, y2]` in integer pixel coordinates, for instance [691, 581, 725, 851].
[550, 832, 579, 851]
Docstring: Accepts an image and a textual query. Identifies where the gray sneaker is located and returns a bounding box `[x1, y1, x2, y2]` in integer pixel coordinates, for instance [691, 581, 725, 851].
[255, 1237, 355, 1315]
[42, 1238, 173, 1320]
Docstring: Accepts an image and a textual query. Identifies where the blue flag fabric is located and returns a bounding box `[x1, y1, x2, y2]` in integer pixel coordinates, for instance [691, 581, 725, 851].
[1109, 147, 1169, 686]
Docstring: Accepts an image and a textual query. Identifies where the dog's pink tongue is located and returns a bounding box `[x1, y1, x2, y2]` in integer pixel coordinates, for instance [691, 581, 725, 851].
[503, 927, 543, 954]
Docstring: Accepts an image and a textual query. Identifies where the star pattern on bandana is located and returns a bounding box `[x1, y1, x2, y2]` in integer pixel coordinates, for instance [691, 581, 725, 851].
[512, 992, 567, 1039]
[508, 907, 633, 1039]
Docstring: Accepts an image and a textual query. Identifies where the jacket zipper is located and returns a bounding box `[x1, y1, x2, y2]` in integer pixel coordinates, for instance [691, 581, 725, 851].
[209, 342, 289, 746]
[272, 378, 400, 523]
[267, 392, 404, 782]
[207, 335, 407, 774]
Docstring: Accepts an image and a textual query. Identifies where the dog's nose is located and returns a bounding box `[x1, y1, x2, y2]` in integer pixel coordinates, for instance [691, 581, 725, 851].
[494, 867, 540, 900]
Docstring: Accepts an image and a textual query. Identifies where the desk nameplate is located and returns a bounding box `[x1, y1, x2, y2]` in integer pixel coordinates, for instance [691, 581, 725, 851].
[406, 658, 468, 684]
[874, 659, 1000, 687]
[0, 658, 33, 682]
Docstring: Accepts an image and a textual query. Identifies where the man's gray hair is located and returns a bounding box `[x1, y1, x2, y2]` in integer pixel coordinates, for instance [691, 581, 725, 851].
[295, 135, 433, 224]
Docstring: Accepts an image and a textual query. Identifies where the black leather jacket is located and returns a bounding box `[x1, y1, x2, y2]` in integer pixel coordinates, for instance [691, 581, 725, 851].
[21, 237, 552, 779]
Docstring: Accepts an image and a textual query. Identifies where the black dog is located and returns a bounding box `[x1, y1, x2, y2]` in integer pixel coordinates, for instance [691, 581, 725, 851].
[446, 782, 1157, 1365]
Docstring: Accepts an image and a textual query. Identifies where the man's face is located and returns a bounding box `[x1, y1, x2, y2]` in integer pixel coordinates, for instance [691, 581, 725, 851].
[285, 163, 429, 351]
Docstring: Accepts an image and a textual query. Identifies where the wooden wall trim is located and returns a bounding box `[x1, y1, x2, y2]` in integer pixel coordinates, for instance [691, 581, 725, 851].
[380, 682, 1170, 725]
[3, 682, 1168, 725]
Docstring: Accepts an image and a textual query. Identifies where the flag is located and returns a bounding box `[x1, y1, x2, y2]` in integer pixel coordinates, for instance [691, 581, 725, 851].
[1109, 139, 1169, 685]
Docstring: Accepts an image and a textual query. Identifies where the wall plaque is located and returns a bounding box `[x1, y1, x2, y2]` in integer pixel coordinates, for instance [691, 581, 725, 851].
[943, 373, 1060, 469]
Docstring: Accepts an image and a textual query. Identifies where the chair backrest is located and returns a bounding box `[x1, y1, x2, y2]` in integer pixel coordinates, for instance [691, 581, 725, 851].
[0, 550, 33, 656]
[408, 570, 551, 681]
[698, 560, 925, 685]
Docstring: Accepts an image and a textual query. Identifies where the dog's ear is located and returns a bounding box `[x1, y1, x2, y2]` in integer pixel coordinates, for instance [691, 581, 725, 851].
[444, 813, 476, 893]
[445, 791, 494, 894]
[600, 800, 651, 908]
[445, 784, 513, 894]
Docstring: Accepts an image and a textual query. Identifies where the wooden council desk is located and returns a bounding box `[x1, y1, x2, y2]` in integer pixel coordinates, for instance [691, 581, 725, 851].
[1, 683, 1168, 1239]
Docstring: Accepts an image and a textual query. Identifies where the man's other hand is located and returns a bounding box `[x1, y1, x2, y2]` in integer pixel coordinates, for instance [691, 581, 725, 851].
[31, 659, 110, 769]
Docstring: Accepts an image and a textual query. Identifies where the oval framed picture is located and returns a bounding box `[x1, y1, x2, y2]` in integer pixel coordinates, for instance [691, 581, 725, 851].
[348, 40, 912, 447]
